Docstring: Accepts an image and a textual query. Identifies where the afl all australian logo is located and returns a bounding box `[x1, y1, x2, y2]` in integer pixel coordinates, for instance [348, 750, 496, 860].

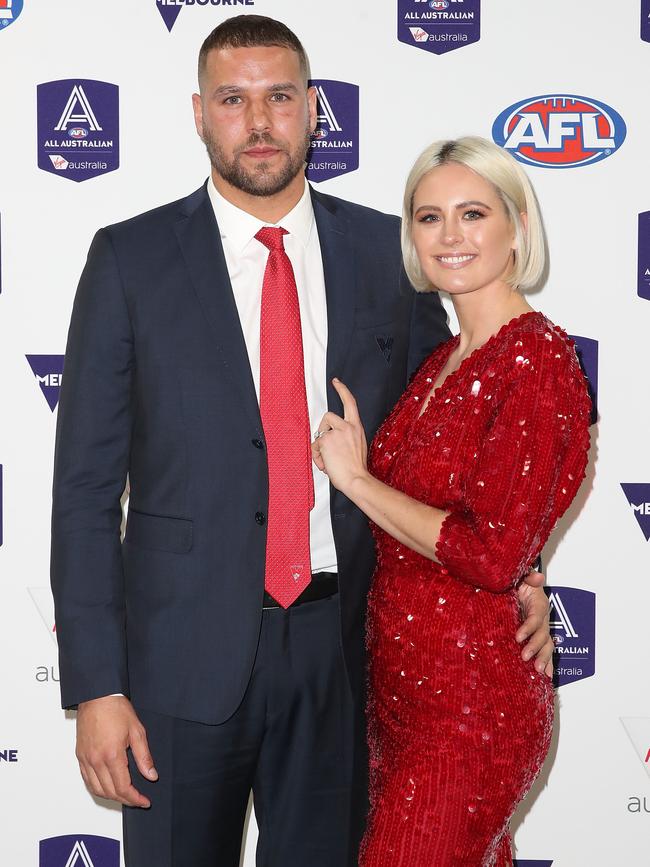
[37, 79, 119, 182]
[492, 94, 626, 169]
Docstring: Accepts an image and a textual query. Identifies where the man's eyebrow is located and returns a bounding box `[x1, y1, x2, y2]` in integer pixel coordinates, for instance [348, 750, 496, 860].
[213, 85, 243, 96]
[212, 82, 300, 96]
[268, 82, 299, 94]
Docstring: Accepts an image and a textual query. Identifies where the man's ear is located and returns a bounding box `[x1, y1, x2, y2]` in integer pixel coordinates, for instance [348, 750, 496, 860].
[307, 85, 318, 135]
[192, 93, 204, 141]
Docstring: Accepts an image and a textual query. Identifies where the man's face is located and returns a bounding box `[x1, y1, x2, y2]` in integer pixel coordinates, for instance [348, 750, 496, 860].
[193, 45, 317, 197]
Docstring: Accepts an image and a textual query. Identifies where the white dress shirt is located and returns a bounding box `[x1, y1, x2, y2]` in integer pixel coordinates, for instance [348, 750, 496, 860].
[207, 177, 338, 573]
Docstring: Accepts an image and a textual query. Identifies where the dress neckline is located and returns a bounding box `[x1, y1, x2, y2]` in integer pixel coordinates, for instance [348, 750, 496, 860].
[417, 309, 543, 421]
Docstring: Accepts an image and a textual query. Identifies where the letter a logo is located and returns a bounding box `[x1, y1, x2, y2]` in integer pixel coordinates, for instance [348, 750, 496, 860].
[65, 841, 95, 867]
[39, 834, 119, 866]
[547, 591, 578, 639]
[55, 85, 102, 132]
[315, 85, 342, 133]
[620, 718, 650, 779]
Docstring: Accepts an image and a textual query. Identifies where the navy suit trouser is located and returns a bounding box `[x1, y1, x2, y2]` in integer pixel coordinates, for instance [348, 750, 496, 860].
[123, 593, 360, 867]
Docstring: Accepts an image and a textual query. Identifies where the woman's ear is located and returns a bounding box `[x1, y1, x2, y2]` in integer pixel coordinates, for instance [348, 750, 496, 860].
[518, 211, 529, 245]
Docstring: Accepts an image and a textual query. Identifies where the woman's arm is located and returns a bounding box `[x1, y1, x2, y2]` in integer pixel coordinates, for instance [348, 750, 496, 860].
[313, 378, 446, 561]
[316, 331, 591, 594]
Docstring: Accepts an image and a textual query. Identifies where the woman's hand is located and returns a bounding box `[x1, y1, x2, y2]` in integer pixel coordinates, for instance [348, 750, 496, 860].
[312, 379, 369, 495]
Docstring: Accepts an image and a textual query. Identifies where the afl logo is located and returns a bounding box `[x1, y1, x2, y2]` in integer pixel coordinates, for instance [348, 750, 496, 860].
[68, 127, 88, 139]
[430, 1, 450, 8]
[492, 94, 626, 169]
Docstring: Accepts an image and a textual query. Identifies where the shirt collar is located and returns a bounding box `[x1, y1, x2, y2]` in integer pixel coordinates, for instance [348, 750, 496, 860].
[207, 175, 314, 255]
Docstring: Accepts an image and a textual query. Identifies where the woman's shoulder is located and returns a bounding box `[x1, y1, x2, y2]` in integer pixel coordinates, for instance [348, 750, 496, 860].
[492, 312, 591, 417]
[493, 310, 583, 377]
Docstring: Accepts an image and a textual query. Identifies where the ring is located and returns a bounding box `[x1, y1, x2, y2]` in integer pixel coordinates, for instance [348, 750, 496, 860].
[313, 430, 325, 440]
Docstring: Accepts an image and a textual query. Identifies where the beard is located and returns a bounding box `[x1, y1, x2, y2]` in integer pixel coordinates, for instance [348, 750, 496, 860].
[202, 124, 312, 197]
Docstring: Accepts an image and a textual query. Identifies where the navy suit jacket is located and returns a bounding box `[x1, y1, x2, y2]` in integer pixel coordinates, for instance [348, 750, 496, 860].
[50, 183, 450, 724]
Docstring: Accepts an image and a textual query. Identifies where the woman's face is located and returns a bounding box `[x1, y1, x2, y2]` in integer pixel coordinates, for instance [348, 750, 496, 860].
[411, 162, 518, 297]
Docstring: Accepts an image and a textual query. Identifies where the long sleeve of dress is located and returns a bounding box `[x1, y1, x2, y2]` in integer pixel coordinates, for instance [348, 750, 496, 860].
[434, 329, 591, 592]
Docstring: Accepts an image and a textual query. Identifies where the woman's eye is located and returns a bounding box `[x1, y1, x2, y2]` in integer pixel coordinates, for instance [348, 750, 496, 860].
[464, 210, 484, 220]
[418, 213, 438, 223]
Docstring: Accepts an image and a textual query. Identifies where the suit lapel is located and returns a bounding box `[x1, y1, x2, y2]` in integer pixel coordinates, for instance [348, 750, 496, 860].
[311, 188, 357, 412]
[173, 186, 262, 434]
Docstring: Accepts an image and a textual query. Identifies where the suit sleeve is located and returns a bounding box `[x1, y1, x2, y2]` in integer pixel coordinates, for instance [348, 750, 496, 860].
[435, 333, 591, 592]
[51, 228, 134, 707]
[405, 270, 451, 380]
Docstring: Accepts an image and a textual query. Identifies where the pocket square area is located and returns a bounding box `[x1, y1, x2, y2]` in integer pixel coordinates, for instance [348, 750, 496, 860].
[375, 335, 394, 364]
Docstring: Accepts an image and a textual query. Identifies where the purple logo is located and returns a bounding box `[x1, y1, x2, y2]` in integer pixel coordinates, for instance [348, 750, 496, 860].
[643, 1, 650, 42]
[39, 835, 119, 867]
[156, 0, 183, 31]
[26, 355, 64, 412]
[568, 334, 598, 424]
[514, 862, 553, 867]
[307, 80, 359, 182]
[492, 95, 626, 169]
[37, 80, 119, 182]
[156, 0, 256, 32]
[638, 211, 650, 300]
[620, 484, 650, 541]
[545, 586, 596, 687]
[0, 0, 23, 31]
[398, 0, 480, 55]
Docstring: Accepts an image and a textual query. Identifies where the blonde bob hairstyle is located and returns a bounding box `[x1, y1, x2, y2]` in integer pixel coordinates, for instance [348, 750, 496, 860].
[401, 136, 547, 293]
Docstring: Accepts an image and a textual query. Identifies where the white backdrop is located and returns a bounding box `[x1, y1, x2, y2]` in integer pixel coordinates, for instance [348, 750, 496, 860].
[1, 1, 649, 865]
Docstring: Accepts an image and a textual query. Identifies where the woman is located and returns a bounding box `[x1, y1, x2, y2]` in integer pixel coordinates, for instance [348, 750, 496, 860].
[312, 137, 591, 866]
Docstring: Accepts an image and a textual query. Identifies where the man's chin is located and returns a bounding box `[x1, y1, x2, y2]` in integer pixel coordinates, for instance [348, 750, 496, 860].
[230, 166, 302, 198]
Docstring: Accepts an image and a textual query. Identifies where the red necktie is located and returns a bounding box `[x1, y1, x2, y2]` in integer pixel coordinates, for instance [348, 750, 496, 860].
[257, 227, 314, 608]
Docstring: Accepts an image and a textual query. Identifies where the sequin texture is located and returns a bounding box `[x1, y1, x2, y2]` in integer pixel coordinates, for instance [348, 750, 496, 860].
[360, 312, 591, 867]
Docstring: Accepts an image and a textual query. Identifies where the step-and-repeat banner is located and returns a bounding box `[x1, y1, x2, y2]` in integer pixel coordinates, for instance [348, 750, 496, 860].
[1, 1, 649, 865]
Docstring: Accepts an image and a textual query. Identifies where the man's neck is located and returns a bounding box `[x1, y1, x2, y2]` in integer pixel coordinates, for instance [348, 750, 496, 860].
[211, 168, 306, 224]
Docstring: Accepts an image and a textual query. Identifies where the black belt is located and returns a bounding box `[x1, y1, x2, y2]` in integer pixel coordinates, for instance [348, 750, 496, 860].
[262, 572, 338, 609]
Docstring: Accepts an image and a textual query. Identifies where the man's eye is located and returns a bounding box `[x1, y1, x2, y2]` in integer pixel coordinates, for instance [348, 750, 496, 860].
[271, 93, 290, 102]
[224, 96, 241, 105]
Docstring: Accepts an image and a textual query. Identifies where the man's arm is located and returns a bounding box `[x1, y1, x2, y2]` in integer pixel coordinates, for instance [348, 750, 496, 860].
[51, 228, 133, 705]
[51, 229, 156, 806]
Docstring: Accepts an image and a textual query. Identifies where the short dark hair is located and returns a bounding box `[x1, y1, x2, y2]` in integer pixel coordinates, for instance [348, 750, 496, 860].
[198, 15, 310, 86]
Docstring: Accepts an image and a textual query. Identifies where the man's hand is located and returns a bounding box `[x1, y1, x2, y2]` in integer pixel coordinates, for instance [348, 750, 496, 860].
[516, 571, 554, 678]
[76, 695, 158, 807]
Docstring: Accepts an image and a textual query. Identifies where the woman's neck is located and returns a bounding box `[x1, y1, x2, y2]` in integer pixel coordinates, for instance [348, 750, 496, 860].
[451, 282, 533, 357]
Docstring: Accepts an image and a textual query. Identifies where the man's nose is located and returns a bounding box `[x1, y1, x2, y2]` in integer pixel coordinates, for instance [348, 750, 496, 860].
[248, 99, 271, 133]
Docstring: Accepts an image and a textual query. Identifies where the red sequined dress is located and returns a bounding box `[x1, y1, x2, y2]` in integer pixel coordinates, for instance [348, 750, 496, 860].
[360, 312, 591, 867]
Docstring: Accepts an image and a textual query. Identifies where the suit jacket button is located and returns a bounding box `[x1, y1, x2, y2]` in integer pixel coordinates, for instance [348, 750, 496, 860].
[252, 439, 264, 450]
[255, 511, 266, 525]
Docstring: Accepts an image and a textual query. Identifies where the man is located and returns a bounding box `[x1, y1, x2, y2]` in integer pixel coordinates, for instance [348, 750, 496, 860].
[51, 15, 554, 867]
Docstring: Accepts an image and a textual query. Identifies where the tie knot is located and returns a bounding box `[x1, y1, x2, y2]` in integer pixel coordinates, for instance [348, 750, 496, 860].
[255, 226, 288, 252]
